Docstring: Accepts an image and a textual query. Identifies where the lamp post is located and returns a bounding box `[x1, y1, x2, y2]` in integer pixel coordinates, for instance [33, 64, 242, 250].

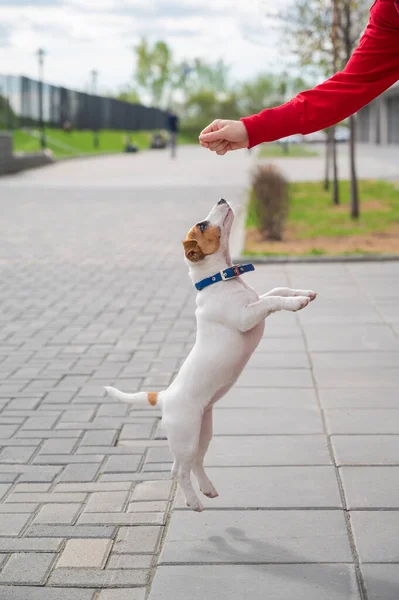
[91, 69, 99, 149]
[36, 48, 46, 149]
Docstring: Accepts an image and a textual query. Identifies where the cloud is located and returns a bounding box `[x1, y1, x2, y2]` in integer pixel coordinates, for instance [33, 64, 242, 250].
[0, 23, 11, 46]
[0, 0, 289, 91]
[0, 0, 61, 5]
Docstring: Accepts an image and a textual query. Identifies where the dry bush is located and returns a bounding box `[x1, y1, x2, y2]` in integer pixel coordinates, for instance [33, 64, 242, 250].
[252, 164, 289, 241]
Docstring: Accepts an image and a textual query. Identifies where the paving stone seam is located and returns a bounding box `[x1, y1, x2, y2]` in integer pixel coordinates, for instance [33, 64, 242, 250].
[288, 265, 369, 600]
[145, 480, 177, 598]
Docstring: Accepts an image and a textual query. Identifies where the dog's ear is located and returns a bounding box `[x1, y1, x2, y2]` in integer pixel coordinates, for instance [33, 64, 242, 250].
[182, 239, 205, 262]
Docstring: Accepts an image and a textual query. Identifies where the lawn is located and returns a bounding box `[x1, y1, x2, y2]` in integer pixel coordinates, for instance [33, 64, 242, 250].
[258, 143, 319, 158]
[12, 128, 195, 159]
[245, 180, 399, 256]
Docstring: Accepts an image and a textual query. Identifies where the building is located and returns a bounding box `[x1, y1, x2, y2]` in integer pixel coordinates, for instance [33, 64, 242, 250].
[357, 83, 399, 145]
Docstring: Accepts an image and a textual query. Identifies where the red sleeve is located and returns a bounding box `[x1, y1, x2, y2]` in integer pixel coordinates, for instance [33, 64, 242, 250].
[241, 0, 399, 148]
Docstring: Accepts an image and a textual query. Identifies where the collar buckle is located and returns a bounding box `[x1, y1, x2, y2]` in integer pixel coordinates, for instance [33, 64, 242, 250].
[220, 269, 228, 281]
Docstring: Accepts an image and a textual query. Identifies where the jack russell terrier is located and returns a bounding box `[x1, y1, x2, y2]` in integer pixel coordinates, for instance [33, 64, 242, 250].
[105, 199, 316, 512]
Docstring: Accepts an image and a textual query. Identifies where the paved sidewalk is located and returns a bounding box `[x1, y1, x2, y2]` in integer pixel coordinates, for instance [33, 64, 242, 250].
[0, 146, 398, 599]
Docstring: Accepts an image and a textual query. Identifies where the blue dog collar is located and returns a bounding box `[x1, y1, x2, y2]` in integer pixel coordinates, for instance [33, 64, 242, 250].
[195, 264, 255, 291]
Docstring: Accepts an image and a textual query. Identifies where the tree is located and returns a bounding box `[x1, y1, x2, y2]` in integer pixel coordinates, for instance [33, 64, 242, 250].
[135, 39, 174, 107]
[277, 0, 369, 215]
[117, 89, 141, 104]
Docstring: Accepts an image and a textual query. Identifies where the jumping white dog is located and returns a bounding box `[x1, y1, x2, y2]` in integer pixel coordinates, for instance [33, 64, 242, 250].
[105, 199, 316, 512]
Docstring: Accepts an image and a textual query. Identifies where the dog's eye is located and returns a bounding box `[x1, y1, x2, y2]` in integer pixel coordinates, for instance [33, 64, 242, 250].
[197, 221, 208, 232]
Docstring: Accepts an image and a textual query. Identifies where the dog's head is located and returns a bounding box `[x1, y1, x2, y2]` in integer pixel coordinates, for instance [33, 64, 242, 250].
[182, 198, 234, 264]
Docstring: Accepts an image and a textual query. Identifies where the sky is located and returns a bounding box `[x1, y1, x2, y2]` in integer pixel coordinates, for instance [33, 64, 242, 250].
[0, 0, 292, 94]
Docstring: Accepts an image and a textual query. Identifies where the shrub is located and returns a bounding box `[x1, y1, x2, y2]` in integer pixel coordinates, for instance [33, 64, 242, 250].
[252, 164, 289, 241]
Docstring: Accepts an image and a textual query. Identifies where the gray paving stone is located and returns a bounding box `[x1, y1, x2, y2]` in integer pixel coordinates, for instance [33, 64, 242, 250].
[6, 398, 41, 410]
[236, 369, 313, 388]
[84, 491, 129, 513]
[6, 492, 87, 503]
[103, 455, 142, 473]
[0, 552, 56, 584]
[304, 324, 399, 352]
[0, 474, 17, 483]
[98, 591, 146, 600]
[34, 454, 104, 465]
[332, 435, 399, 465]
[351, 511, 399, 562]
[326, 409, 399, 434]
[79, 512, 165, 526]
[114, 526, 162, 554]
[0, 425, 19, 438]
[205, 435, 331, 466]
[0, 503, 39, 513]
[312, 352, 399, 369]
[0, 445, 36, 463]
[59, 463, 100, 483]
[220, 387, 318, 408]
[77, 445, 146, 455]
[361, 564, 399, 600]
[149, 565, 360, 600]
[22, 415, 59, 430]
[119, 423, 155, 440]
[127, 501, 168, 513]
[108, 554, 153, 569]
[0, 538, 63, 552]
[0, 587, 95, 600]
[49, 567, 149, 587]
[26, 524, 117, 538]
[315, 368, 399, 388]
[81, 430, 117, 446]
[131, 480, 173, 501]
[40, 438, 77, 453]
[160, 510, 351, 564]
[55, 483, 131, 493]
[340, 467, 399, 508]
[13, 483, 51, 492]
[34, 503, 81, 524]
[213, 408, 323, 435]
[247, 352, 310, 369]
[319, 388, 399, 408]
[0, 512, 31, 535]
[57, 538, 113, 568]
[174, 466, 342, 509]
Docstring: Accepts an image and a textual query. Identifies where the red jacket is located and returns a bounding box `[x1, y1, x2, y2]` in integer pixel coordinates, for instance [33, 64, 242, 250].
[241, 0, 399, 147]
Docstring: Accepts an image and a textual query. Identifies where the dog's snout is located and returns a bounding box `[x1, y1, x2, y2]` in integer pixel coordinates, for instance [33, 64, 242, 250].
[218, 198, 227, 205]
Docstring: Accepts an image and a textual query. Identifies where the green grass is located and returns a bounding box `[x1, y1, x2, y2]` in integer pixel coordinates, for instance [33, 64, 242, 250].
[246, 180, 399, 239]
[12, 128, 196, 159]
[258, 143, 319, 158]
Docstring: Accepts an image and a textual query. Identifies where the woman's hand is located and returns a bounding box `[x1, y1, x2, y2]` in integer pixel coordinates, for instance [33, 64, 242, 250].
[199, 119, 249, 155]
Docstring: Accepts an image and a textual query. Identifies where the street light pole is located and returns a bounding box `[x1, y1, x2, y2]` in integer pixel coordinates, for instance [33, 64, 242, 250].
[37, 48, 46, 149]
[91, 69, 99, 149]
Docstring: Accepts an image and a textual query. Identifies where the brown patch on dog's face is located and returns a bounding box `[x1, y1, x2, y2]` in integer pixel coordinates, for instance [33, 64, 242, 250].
[182, 221, 221, 262]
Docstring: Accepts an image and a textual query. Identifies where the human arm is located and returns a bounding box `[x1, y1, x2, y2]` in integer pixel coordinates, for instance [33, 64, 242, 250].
[199, 0, 399, 153]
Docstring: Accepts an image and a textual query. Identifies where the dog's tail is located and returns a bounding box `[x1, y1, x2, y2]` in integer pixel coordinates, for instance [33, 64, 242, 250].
[104, 386, 161, 408]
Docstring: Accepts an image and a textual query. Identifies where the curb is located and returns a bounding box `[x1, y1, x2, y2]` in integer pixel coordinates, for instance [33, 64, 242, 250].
[233, 254, 399, 264]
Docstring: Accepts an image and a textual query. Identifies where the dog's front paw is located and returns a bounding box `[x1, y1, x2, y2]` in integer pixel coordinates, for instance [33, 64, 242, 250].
[293, 289, 317, 301]
[305, 290, 317, 302]
[284, 296, 311, 312]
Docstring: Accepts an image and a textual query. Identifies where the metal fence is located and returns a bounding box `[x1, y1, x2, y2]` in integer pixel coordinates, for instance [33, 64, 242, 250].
[0, 75, 168, 132]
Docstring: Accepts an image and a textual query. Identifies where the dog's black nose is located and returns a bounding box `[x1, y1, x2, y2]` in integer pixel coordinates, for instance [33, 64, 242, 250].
[218, 198, 227, 205]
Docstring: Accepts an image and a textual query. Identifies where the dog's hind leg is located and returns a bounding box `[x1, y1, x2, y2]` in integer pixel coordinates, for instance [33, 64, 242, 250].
[193, 408, 218, 499]
[166, 409, 204, 512]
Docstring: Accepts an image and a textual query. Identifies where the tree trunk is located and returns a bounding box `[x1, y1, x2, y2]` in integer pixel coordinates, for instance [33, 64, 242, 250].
[349, 114, 359, 219]
[331, 127, 340, 205]
[324, 131, 331, 191]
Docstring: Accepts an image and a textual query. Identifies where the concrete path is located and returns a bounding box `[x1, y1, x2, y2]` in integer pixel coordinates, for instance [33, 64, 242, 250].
[0, 145, 398, 600]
